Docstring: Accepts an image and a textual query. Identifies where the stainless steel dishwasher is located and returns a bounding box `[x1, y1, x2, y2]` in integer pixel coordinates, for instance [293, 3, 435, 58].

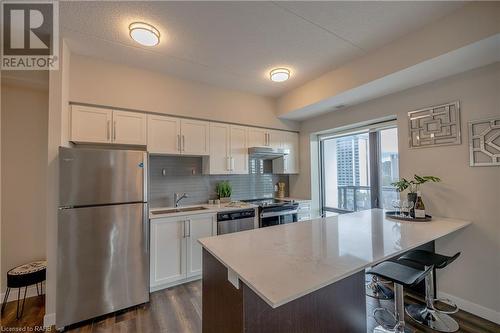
[217, 209, 256, 235]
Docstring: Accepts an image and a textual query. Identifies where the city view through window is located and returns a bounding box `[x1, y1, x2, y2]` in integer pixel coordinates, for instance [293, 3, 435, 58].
[321, 127, 399, 214]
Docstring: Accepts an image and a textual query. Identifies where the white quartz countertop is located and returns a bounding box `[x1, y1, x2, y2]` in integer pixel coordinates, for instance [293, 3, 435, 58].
[198, 209, 471, 308]
[149, 203, 258, 219]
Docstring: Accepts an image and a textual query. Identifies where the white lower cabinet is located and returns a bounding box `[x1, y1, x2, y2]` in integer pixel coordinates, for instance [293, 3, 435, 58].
[150, 213, 215, 290]
[186, 215, 215, 278]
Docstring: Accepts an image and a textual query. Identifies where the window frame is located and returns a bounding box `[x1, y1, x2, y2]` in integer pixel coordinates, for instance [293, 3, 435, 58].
[319, 120, 398, 215]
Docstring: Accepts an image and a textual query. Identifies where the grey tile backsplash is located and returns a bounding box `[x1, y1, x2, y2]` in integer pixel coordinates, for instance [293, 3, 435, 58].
[149, 155, 289, 208]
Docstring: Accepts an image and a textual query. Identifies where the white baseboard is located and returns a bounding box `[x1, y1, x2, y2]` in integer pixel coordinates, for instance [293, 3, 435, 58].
[438, 291, 500, 324]
[150, 275, 201, 293]
[0, 282, 45, 302]
[43, 312, 56, 328]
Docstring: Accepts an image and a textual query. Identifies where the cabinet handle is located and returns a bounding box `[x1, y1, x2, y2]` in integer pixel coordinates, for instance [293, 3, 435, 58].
[226, 157, 230, 171]
[177, 134, 181, 152]
[106, 120, 110, 141]
[182, 135, 185, 152]
[113, 121, 117, 141]
[185, 220, 191, 238]
[230, 157, 235, 171]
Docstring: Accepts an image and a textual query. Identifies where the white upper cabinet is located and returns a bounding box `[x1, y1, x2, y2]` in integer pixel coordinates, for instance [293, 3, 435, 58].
[112, 110, 147, 145]
[147, 116, 208, 156]
[229, 125, 248, 174]
[206, 123, 248, 175]
[248, 128, 268, 147]
[273, 131, 300, 174]
[180, 119, 209, 156]
[70, 105, 113, 144]
[147, 115, 181, 154]
[70, 105, 146, 145]
[207, 123, 230, 174]
[268, 130, 283, 149]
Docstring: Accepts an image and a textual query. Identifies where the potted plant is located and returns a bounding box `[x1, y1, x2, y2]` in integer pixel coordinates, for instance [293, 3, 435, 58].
[215, 181, 232, 203]
[392, 175, 441, 208]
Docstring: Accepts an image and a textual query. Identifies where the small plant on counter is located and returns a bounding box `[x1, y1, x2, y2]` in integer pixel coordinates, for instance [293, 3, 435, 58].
[392, 175, 441, 194]
[216, 181, 232, 200]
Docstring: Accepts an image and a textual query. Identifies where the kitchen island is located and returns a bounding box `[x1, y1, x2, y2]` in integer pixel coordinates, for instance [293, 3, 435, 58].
[198, 209, 471, 333]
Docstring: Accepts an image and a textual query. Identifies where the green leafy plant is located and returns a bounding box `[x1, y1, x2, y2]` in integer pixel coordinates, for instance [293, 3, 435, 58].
[391, 175, 441, 193]
[215, 181, 232, 198]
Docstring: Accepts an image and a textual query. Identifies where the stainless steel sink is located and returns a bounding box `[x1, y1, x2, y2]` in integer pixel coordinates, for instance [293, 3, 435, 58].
[151, 206, 209, 215]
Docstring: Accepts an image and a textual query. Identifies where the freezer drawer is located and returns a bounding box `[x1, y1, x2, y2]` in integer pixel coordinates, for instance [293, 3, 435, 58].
[59, 147, 147, 207]
[56, 203, 149, 328]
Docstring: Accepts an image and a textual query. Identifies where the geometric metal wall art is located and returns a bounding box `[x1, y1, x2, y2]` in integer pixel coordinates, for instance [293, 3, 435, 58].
[408, 101, 461, 148]
[469, 117, 500, 167]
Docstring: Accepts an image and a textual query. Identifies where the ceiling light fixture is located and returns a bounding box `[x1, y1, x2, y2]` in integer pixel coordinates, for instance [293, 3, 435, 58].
[129, 22, 160, 47]
[270, 68, 290, 82]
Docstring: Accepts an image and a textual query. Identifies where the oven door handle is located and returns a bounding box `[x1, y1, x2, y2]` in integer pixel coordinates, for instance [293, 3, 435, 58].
[260, 210, 298, 219]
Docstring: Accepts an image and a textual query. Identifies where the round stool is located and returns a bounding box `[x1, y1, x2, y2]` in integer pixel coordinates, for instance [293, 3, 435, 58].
[1, 260, 46, 319]
[367, 261, 432, 333]
[399, 250, 460, 332]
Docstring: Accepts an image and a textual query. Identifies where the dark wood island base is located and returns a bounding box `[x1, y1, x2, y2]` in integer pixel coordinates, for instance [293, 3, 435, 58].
[202, 249, 367, 333]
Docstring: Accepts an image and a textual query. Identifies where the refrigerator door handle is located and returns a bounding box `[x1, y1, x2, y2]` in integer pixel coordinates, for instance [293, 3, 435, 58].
[142, 152, 148, 203]
[143, 203, 149, 254]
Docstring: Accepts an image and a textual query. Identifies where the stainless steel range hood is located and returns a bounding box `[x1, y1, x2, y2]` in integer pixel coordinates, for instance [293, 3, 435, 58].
[248, 147, 289, 160]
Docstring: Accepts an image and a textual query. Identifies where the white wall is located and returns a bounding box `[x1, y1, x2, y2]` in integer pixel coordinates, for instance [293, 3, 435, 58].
[69, 54, 298, 131]
[1, 79, 49, 292]
[292, 63, 500, 321]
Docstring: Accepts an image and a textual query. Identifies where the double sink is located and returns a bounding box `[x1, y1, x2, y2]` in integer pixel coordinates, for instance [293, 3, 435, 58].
[150, 206, 209, 215]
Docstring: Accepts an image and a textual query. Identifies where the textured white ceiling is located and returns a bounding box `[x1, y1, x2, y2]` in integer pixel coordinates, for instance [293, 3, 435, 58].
[60, 1, 464, 97]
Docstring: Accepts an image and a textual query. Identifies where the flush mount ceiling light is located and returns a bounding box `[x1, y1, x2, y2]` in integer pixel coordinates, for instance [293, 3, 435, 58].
[269, 68, 290, 82]
[129, 22, 160, 47]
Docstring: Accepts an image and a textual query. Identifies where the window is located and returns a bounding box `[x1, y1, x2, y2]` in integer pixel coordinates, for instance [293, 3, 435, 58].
[320, 122, 399, 215]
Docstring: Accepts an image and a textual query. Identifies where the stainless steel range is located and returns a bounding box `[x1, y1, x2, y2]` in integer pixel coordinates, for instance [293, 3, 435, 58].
[243, 198, 299, 228]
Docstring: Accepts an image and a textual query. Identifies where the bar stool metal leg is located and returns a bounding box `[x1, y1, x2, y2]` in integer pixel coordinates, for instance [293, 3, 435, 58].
[405, 266, 459, 332]
[1, 287, 10, 314]
[367, 275, 394, 300]
[374, 282, 412, 333]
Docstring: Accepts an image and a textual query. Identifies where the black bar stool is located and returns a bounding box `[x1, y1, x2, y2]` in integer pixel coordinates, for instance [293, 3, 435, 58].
[367, 261, 432, 333]
[398, 250, 460, 332]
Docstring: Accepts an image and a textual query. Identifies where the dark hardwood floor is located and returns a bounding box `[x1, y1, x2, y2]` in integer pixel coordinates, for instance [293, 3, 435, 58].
[1, 280, 498, 332]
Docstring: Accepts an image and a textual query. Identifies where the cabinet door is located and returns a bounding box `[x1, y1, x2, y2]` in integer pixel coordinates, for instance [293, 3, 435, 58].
[230, 125, 248, 174]
[208, 123, 230, 174]
[273, 132, 300, 174]
[112, 110, 146, 145]
[283, 132, 299, 174]
[186, 214, 215, 278]
[268, 130, 284, 149]
[181, 119, 209, 155]
[70, 105, 112, 144]
[248, 128, 268, 147]
[147, 115, 181, 154]
[150, 217, 186, 287]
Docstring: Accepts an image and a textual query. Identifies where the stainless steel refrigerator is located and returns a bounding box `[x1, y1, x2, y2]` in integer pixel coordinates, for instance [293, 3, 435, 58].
[57, 147, 149, 329]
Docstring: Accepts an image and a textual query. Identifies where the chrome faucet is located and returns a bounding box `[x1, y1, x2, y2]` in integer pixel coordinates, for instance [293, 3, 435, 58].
[174, 192, 189, 207]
